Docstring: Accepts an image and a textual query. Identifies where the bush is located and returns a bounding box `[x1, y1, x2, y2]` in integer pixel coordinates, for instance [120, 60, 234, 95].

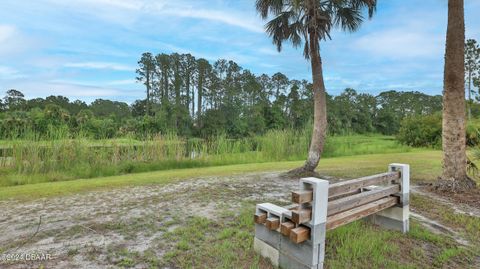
[466, 119, 480, 146]
[397, 114, 480, 148]
[397, 114, 442, 148]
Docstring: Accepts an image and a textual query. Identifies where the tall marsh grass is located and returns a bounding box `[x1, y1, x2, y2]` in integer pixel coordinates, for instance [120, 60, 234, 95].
[0, 129, 411, 186]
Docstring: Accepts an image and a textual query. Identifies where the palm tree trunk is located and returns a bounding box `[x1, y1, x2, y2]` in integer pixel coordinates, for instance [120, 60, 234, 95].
[289, 34, 327, 175]
[439, 0, 476, 191]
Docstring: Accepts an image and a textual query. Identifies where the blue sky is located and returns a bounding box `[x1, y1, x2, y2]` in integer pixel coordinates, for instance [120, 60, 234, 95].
[0, 0, 479, 103]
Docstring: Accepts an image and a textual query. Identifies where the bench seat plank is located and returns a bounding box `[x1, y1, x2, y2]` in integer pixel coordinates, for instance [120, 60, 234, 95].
[327, 184, 400, 216]
[326, 196, 399, 230]
[328, 171, 400, 198]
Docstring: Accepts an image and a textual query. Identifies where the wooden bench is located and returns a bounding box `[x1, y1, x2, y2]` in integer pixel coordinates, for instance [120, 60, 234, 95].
[253, 163, 410, 269]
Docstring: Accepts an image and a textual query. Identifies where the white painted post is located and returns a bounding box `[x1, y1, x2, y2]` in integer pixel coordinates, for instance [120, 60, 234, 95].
[369, 163, 410, 233]
[299, 177, 329, 226]
[277, 177, 329, 269]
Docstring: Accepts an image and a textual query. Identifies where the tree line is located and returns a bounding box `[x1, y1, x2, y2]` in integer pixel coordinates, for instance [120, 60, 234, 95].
[0, 85, 444, 140]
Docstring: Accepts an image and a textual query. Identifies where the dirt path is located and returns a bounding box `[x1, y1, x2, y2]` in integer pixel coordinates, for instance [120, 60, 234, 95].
[411, 185, 480, 217]
[409, 185, 480, 247]
[0, 172, 297, 268]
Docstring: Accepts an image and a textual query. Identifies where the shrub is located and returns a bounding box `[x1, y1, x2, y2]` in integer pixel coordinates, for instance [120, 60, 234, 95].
[396, 114, 442, 148]
[397, 114, 480, 148]
[466, 119, 480, 146]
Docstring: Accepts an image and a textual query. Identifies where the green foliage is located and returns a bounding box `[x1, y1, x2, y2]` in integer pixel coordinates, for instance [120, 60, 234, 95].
[1, 68, 444, 140]
[0, 150, 441, 201]
[0, 131, 412, 187]
[397, 114, 480, 148]
[374, 91, 442, 135]
[397, 114, 442, 148]
[466, 118, 480, 146]
[465, 39, 480, 103]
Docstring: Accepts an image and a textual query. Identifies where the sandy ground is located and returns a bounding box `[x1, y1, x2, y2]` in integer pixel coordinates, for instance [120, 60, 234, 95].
[0, 173, 478, 268]
[0, 172, 297, 268]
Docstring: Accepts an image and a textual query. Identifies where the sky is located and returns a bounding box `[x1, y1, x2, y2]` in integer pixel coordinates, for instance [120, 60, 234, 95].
[0, 0, 479, 104]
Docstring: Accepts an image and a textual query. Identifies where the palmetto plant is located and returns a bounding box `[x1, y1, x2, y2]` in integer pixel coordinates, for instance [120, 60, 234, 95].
[256, 0, 376, 174]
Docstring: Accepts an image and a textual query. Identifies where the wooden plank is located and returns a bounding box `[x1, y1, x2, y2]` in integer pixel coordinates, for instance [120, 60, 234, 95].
[280, 221, 295, 236]
[289, 226, 310, 243]
[328, 171, 400, 198]
[265, 217, 280, 230]
[292, 190, 313, 204]
[327, 184, 400, 216]
[284, 204, 299, 211]
[328, 188, 361, 201]
[326, 196, 399, 230]
[254, 212, 267, 224]
[291, 209, 312, 224]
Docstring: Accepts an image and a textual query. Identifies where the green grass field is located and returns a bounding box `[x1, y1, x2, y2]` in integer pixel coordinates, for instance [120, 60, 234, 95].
[0, 133, 413, 186]
[0, 150, 441, 201]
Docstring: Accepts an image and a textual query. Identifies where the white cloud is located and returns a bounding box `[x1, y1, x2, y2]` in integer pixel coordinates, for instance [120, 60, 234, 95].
[106, 79, 137, 85]
[259, 63, 278, 69]
[46, 82, 121, 97]
[353, 28, 444, 59]
[43, 0, 263, 33]
[0, 24, 35, 57]
[164, 8, 263, 33]
[258, 47, 279, 56]
[0, 25, 16, 42]
[64, 62, 135, 71]
[3, 80, 134, 102]
[0, 66, 24, 80]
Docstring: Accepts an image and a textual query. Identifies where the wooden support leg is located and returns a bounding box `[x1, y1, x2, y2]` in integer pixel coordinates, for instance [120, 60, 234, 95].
[254, 212, 267, 224]
[266, 217, 280, 230]
[280, 221, 295, 236]
[291, 209, 312, 224]
[289, 226, 310, 243]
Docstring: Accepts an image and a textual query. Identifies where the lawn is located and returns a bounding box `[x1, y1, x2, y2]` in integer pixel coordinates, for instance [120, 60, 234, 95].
[0, 149, 441, 201]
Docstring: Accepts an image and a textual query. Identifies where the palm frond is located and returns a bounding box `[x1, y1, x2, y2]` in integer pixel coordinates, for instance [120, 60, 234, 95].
[255, 0, 285, 18]
[334, 6, 363, 32]
[265, 10, 303, 52]
[352, 0, 377, 18]
[256, 0, 377, 59]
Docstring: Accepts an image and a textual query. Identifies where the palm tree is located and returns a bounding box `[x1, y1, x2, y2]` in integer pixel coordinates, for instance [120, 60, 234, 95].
[438, 0, 477, 191]
[256, 0, 376, 175]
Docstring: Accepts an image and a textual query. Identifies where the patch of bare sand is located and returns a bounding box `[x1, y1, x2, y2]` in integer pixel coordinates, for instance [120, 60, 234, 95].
[0, 172, 296, 268]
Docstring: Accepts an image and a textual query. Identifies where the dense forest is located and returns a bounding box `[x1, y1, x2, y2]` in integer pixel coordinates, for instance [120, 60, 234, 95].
[1, 51, 478, 141]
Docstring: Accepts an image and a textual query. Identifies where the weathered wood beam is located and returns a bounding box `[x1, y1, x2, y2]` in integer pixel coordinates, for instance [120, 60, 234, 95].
[327, 184, 400, 216]
[326, 196, 399, 230]
[289, 226, 310, 243]
[328, 188, 361, 201]
[292, 190, 313, 204]
[265, 217, 280, 230]
[328, 171, 400, 198]
[291, 209, 312, 224]
[254, 212, 267, 224]
[280, 221, 295, 236]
